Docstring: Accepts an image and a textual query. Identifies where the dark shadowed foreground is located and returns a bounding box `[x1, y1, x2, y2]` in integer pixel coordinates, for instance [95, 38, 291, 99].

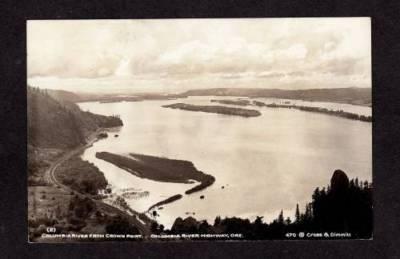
[150, 170, 372, 240]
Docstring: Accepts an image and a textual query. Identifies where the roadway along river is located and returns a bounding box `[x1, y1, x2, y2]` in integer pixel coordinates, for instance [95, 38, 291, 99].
[79, 96, 371, 228]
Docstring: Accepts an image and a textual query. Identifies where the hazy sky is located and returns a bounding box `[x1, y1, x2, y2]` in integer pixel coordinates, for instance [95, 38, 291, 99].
[27, 18, 371, 94]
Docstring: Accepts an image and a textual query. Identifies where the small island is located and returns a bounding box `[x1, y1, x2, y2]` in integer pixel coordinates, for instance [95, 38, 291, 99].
[148, 194, 183, 211]
[253, 101, 372, 122]
[95, 152, 215, 194]
[162, 103, 261, 117]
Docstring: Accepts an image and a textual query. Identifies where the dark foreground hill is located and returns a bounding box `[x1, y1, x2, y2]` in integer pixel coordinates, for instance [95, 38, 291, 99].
[28, 87, 122, 149]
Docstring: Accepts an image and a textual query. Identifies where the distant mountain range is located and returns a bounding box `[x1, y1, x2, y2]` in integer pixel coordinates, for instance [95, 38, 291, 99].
[180, 87, 371, 106]
[43, 87, 371, 106]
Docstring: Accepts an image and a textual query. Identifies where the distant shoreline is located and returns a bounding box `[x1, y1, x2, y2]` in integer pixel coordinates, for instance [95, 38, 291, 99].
[44, 87, 371, 107]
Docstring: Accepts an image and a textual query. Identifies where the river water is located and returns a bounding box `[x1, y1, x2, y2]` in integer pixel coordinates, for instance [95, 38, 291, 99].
[79, 96, 372, 228]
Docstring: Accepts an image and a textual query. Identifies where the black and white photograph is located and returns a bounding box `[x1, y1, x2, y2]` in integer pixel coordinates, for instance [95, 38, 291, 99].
[27, 18, 372, 242]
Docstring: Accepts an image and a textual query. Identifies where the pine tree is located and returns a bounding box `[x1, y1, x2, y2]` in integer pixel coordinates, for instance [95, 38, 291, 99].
[305, 204, 312, 220]
[312, 187, 320, 202]
[295, 203, 300, 223]
[278, 210, 284, 224]
[214, 216, 221, 226]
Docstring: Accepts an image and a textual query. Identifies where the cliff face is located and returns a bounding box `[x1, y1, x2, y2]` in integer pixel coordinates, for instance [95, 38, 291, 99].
[27, 87, 123, 149]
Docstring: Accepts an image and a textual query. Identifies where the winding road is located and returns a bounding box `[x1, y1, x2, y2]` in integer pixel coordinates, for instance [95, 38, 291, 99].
[44, 129, 153, 238]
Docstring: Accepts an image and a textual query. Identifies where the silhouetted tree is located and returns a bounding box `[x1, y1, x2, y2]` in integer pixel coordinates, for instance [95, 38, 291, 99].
[295, 204, 300, 223]
[165, 170, 372, 240]
[214, 216, 221, 227]
[277, 210, 284, 225]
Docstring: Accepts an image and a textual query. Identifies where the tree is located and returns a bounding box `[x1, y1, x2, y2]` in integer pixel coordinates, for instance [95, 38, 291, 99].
[295, 204, 300, 223]
[214, 216, 221, 226]
[305, 204, 312, 220]
[254, 216, 263, 226]
[106, 216, 139, 235]
[312, 187, 320, 202]
[277, 210, 284, 225]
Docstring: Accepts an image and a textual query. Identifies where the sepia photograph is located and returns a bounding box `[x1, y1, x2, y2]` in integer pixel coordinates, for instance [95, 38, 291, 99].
[27, 18, 372, 242]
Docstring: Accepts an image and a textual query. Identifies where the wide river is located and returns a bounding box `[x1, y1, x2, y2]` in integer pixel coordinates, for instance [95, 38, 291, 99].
[79, 96, 372, 228]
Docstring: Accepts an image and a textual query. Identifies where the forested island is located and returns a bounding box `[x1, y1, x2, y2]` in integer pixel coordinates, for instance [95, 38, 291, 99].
[148, 194, 183, 212]
[162, 103, 261, 117]
[95, 152, 215, 191]
[252, 101, 372, 122]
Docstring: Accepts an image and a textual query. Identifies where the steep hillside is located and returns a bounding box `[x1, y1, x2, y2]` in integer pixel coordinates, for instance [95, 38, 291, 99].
[27, 87, 122, 149]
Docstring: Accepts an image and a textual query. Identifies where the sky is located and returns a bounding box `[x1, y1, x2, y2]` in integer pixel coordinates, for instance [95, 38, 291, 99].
[27, 18, 371, 94]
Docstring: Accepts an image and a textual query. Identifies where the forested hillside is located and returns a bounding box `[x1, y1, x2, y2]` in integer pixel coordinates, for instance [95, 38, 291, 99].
[28, 87, 122, 149]
[27, 86, 123, 185]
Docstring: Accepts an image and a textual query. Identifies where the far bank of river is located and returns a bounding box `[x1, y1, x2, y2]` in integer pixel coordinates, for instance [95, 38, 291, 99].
[79, 96, 372, 228]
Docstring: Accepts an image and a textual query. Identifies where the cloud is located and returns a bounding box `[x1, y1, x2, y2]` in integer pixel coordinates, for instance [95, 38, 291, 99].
[256, 72, 286, 79]
[27, 18, 371, 92]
